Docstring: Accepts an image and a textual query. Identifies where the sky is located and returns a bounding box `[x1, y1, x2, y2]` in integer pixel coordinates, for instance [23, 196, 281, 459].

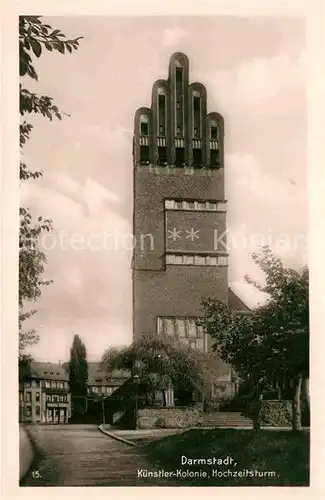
[21, 16, 307, 362]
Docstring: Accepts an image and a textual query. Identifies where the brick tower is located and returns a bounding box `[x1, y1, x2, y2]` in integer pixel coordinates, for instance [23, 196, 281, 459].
[132, 52, 228, 354]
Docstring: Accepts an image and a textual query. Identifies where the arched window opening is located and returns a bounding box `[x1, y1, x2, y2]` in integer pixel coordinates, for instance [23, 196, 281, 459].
[157, 88, 166, 136]
[175, 63, 183, 87]
[210, 120, 219, 140]
[140, 114, 149, 136]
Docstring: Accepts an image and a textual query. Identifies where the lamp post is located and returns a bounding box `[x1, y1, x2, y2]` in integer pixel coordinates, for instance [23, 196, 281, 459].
[101, 395, 110, 426]
[133, 374, 140, 430]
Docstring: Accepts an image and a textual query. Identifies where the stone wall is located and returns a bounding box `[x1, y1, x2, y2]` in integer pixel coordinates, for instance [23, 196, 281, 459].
[137, 404, 203, 429]
[259, 400, 292, 427]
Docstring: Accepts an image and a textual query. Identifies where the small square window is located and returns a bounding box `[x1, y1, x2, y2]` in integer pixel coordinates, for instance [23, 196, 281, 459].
[164, 318, 175, 336]
[187, 201, 195, 210]
[166, 254, 176, 264]
[175, 255, 183, 265]
[194, 256, 205, 266]
[197, 202, 206, 210]
[209, 257, 217, 266]
[183, 255, 194, 265]
[208, 202, 217, 210]
[165, 200, 174, 209]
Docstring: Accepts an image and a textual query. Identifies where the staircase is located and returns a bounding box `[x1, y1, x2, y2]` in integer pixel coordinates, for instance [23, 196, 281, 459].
[199, 412, 253, 428]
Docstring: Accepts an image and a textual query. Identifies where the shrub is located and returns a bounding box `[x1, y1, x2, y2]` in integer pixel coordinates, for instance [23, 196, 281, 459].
[155, 417, 167, 428]
[203, 399, 220, 413]
[259, 400, 292, 427]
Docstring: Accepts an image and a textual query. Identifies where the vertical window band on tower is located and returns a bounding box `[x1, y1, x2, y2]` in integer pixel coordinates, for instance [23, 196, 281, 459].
[193, 90, 201, 138]
[157, 87, 168, 165]
[140, 114, 149, 136]
[139, 114, 150, 164]
[157, 87, 167, 137]
[209, 119, 221, 168]
[175, 61, 184, 138]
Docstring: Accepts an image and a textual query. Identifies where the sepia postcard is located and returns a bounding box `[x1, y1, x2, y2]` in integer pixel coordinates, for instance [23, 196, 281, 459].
[1, 0, 325, 497]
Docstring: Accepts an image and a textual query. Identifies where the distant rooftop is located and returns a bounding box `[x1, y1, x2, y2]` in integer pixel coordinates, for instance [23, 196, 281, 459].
[62, 361, 130, 386]
[28, 361, 69, 381]
[228, 288, 251, 312]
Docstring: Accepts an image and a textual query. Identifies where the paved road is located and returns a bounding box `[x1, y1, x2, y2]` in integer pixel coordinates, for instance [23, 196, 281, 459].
[21, 424, 173, 487]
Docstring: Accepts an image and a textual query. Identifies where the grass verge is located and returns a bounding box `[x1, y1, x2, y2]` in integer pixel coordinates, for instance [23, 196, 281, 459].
[143, 429, 309, 486]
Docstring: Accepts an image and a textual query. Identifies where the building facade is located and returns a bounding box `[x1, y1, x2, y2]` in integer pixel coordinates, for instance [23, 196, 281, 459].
[133, 52, 228, 354]
[19, 361, 130, 424]
[87, 362, 129, 397]
[19, 362, 71, 424]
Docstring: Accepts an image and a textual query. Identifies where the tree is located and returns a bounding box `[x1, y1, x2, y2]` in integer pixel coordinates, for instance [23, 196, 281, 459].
[19, 16, 82, 357]
[69, 335, 89, 420]
[102, 335, 220, 407]
[202, 246, 309, 431]
[245, 247, 309, 431]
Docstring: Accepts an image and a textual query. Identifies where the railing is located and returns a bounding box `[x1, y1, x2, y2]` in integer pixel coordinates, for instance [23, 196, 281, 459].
[139, 136, 149, 146]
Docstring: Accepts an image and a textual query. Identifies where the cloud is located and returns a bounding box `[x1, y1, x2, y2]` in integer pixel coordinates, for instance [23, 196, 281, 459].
[225, 153, 308, 287]
[161, 27, 186, 47]
[206, 52, 305, 116]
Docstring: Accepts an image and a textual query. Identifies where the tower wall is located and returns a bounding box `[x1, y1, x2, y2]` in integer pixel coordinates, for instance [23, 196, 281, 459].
[132, 53, 228, 351]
